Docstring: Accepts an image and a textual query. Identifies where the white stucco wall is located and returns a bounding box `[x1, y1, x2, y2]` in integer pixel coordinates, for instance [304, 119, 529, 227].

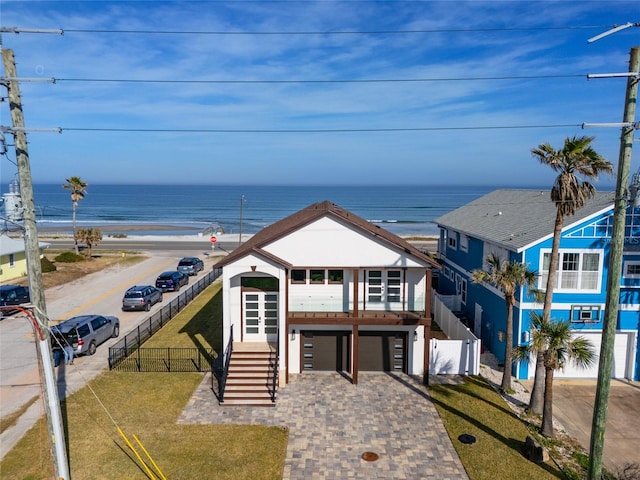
[264, 216, 427, 268]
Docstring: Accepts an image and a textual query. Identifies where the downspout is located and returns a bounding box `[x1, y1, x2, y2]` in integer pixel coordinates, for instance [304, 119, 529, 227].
[285, 268, 290, 384]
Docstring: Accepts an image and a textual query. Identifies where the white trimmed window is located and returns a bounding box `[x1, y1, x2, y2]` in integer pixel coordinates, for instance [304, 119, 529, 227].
[570, 305, 601, 323]
[448, 230, 457, 249]
[459, 234, 468, 252]
[623, 260, 640, 279]
[540, 250, 602, 292]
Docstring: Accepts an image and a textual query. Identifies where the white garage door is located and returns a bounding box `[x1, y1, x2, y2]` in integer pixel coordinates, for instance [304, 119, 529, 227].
[553, 332, 633, 379]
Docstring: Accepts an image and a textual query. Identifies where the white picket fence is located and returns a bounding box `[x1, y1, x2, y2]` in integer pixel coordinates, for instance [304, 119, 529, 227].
[431, 294, 481, 375]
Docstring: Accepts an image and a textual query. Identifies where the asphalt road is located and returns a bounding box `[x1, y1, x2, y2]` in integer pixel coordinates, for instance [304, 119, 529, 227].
[42, 237, 239, 254]
[0, 246, 219, 459]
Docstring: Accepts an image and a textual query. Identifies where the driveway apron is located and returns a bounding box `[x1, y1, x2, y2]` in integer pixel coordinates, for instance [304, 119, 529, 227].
[180, 372, 468, 480]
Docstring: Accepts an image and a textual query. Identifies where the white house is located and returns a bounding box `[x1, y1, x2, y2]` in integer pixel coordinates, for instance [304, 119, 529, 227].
[212, 201, 439, 404]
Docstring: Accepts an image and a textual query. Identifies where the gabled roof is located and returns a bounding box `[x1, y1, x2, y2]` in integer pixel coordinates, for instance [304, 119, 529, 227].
[214, 200, 438, 269]
[435, 189, 615, 252]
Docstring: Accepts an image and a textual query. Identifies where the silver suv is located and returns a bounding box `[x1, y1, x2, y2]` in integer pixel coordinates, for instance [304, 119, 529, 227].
[177, 257, 204, 276]
[51, 314, 120, 357]
[122, 285, 163, 312]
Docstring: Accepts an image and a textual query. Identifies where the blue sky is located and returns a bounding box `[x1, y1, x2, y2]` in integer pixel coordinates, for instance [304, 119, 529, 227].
[0, 1, 638, 187]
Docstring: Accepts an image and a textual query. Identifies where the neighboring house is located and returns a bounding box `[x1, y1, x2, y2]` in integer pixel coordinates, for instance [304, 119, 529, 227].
[435, 189, 639, 381]
[0, 235, 28, 282]
[214, 200, 439, 391]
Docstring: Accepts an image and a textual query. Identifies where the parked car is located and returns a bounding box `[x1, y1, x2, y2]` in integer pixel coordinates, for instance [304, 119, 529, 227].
[51, 314, 120, 358]
[177, 257, 204, 276]
[0, 285, 30, 318]
[122, 285, 163, 311]
[155, 271, 189, 292]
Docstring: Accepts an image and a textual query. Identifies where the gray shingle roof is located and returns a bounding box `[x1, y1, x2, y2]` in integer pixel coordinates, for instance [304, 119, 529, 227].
[434, 189, 615, 252]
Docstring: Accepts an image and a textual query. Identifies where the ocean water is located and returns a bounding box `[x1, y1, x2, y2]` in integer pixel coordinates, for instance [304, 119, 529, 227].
[8, 184, 501, 236]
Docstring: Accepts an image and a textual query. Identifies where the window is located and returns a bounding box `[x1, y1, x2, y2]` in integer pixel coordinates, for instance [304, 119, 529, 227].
[448, 230, 457, 249]
[9, 254, 15, 267]
[460, 278, 467, 304]
[459, 234, 468, 252]
[328, 269, 343, 283]
[387, 270, 401, 302]
[443, 266, 451, 280]
[367, 270, 383, 302]
[367, 270, 402, 303]
[571, 305, 601, 323]
[540, 250, 602, 291]
[623, 261, 640, 278]
[291, 269, 306, 283]
[310, 269, 325, 284]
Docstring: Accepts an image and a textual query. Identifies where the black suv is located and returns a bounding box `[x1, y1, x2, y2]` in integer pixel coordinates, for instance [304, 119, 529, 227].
[177, 257, 204, 276]
[122, 285, 163, 311]
[51, 314, 120, 357]
[155, 271, 189, 292]
[0, 285, 30, 318]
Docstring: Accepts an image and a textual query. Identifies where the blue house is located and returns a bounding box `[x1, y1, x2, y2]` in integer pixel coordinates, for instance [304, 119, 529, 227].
[435, 189, 639, 381]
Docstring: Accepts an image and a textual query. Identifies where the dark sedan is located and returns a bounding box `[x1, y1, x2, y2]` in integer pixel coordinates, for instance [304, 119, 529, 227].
[155, 271, 189, 292]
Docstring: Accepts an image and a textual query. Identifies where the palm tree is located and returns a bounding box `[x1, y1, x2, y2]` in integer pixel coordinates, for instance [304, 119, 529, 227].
[472, 253, 538, 392]
[514, 313, 596, 437]
[75, 228, 102, 258]
[528, 136, 612, 413]
[62, 177, 88, 254]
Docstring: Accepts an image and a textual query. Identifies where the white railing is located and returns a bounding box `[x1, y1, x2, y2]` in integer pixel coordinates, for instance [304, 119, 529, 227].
[431, 293, 481, 375]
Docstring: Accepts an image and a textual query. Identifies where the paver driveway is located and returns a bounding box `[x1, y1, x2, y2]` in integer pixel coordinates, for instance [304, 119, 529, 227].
[180, 372, 468, 480]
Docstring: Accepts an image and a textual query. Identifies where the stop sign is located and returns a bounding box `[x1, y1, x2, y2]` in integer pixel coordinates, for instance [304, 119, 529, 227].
[210, 235, 217, 243]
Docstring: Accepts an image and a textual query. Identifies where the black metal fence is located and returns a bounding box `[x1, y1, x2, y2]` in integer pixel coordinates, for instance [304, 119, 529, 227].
[108, 268, 221, 370]
[111, 347, 215, 372]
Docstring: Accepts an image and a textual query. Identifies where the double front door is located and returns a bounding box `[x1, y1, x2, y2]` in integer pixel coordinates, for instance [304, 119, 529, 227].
[243, 291, 278, 342]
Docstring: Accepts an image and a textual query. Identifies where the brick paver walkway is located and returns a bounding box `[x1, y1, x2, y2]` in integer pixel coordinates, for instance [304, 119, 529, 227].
[179, 372, 468, 480]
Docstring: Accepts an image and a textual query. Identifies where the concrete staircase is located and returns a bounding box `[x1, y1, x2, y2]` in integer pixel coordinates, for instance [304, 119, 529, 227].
[221, 344, 277, 407]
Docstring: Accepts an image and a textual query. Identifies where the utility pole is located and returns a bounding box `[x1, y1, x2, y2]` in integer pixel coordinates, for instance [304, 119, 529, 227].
[2, 48, 70, 480]
[588, 46, 639, 480]
[239, 194, 244, 248]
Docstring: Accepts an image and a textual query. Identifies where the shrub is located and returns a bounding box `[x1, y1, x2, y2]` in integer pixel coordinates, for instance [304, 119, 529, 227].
[41, 256, 57, 272]
[54, 251, 85, 263]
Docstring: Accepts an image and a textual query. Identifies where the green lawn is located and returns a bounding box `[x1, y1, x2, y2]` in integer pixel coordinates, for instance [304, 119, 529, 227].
[429, 376, 564, 480]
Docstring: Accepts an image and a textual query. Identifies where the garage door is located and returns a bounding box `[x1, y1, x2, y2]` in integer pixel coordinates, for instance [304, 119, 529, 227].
[301, 331, 351, 372]
[359, 332, 407, 373]
[552, 332, 632, 379]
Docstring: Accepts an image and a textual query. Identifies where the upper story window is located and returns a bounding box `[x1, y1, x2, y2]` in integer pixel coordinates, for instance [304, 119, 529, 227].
[459, 234, 469, 253]
[328, 270, 343, 284]
[540, 250, 602, 292]
[448, 230, 457, 250]
[570, 305, 600, 323]
[310, 269, 325, 284]
[623, 260, 640, 279]
[9, 254, 15, 267]
[291, 269, 306, 283]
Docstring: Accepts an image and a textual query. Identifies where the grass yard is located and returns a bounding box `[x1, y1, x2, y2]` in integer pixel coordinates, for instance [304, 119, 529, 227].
[0, 281, 288, 480]
[429, 376, 564, 480]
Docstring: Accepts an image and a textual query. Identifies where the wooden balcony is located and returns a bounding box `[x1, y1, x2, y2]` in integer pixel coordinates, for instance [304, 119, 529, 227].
[288, 310, 428, 326]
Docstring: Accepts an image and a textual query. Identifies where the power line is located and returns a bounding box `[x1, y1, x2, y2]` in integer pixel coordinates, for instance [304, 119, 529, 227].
[60, 124, 581, 134]
[53, 74, 584, 84]
[59, 25, 609, 35]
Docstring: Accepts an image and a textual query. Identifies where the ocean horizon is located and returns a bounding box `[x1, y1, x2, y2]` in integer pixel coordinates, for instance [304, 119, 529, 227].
[2, 183, 553, 237]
